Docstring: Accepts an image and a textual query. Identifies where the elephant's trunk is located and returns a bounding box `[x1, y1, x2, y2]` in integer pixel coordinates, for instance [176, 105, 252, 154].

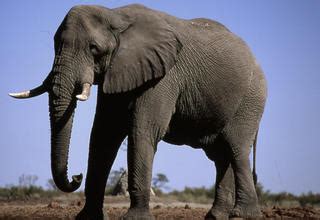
[49, 57, 82, 192]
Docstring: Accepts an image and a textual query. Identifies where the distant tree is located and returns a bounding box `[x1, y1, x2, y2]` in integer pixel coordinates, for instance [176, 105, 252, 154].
[152, 173, 169, 190]
[46, 179, 58, 191]
[111, 170, 129, 196]
[255, 182, 271, 204]
[107, 167, 126, 189]
[18, 174, 38, 187]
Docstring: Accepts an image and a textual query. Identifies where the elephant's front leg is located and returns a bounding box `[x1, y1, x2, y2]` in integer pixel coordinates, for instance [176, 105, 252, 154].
[122, 132, 156, 220]
[76, 113, 126, 220]
[121, 82, 177, 220]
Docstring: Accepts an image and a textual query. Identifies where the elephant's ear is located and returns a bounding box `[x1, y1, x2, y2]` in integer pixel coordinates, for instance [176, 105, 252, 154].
[103, 7, 182, 94]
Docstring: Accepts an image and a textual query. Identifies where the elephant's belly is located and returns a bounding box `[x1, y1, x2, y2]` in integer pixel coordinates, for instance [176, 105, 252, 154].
[162, 83, 242, 148]
[162, 114, 223, 148]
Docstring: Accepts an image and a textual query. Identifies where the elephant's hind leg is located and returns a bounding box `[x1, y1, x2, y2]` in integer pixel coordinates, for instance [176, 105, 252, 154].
[221, 112, 263, 217]
[203, 138, 235, 220]
[221, 72, 265, 219]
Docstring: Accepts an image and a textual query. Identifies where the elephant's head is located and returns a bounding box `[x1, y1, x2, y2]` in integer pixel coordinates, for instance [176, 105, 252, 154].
[10, 5, 181, 192]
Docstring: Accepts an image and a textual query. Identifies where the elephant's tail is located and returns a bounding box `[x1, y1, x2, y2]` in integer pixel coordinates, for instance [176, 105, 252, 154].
[252, 128, 259, 186]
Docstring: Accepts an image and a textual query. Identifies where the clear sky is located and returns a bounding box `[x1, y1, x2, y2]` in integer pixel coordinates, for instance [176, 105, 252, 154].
[1, 0, 319, 195]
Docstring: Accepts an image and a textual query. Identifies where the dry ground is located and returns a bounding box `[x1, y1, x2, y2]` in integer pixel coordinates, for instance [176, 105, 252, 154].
[0, 196, 320, 219]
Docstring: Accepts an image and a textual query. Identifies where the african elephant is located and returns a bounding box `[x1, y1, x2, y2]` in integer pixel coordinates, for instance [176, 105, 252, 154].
[10, 4, 267, 220]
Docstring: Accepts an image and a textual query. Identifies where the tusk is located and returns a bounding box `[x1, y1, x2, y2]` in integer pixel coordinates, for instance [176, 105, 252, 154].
[76, 83, 91, 101]
[9, 84, 47, 99]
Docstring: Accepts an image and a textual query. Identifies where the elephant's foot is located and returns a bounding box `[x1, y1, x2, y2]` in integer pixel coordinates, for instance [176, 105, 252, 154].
[205, 193, 234, 220]
[205, 208, 229, 220]
[205, 203, 234, 220]
[121, 208, 155, 220]
[229, 203, 262, 219]
[75, 207, 107, 220]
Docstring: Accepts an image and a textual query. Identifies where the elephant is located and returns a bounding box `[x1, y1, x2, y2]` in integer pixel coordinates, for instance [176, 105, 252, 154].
[10, 4, 267, 220]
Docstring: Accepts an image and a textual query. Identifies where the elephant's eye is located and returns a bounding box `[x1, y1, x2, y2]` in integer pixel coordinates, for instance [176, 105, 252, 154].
[89, 44, 100, 56]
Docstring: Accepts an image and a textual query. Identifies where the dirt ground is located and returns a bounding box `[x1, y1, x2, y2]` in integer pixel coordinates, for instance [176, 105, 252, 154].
[1, 196, 320, 219]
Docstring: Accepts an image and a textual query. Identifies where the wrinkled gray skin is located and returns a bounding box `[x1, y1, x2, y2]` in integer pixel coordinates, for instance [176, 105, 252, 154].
[13, 4, 267, 220]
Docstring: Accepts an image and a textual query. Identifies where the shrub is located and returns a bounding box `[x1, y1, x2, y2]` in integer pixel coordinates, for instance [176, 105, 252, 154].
[168, 186, 215, 204]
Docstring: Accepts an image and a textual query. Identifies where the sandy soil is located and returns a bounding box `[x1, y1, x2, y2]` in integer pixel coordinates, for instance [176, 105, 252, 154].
[0, 196, 320, 219]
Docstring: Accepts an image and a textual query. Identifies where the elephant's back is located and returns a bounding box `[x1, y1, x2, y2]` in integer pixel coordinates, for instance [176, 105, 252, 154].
[188, 18, 230, 33]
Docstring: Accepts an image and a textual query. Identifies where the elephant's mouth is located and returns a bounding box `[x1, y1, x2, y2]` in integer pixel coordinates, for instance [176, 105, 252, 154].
[93, 66, 105, 85]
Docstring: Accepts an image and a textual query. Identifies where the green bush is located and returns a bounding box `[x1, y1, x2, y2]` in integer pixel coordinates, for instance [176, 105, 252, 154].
[0, 185, 43, 199]
[168, 186, 215, 204]
[298, 192, 320, 207]
[256, 182, 320, 207]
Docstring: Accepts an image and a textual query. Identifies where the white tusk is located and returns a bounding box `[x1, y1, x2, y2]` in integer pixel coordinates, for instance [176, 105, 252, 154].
[9, 84, 47, 99]
[76, 83, 91, 101]
[9, 91, 31, 98]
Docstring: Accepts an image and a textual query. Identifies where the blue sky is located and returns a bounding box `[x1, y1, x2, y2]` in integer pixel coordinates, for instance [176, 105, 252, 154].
[1, 0, 320, 194]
